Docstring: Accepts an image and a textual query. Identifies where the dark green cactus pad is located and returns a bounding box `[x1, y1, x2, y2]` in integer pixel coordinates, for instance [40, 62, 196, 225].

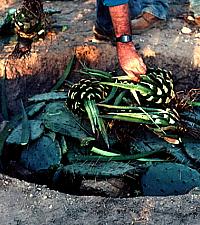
[180, 109, 200, 139]
[131, 129, 173, 153]
[41, 102, 90, 140]
[27, 102, 46, 117]
[130, 129, 192, 165]
[61, 161, 135, 177]
[141, 163, 200, 196]
[183, 138, 200, 162]
[167, 146, 193, 166]
[28, 92, 67, 102]
[6, 120, 44, 145]
[133, 139, 192, 166]
[20, 135, 62, 172]
[180, 108, 200, 126]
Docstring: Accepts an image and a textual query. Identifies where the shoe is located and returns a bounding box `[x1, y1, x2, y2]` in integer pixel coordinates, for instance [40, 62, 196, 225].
[194, 16, 200, 26]
[131, 12, 166, 34]
[93, 22, 115, 42]
[182, 14, 200, 27]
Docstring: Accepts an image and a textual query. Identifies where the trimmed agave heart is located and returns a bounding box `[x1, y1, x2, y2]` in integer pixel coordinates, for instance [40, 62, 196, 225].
[101, 67, 176, 107]
[139, 67, 175, 105]
[66, 78, 108, 114]
[66, 78, 109, 147]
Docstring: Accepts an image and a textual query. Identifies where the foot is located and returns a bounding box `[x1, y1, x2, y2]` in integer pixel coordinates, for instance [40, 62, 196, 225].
[131, 12, 165, 34]
[93, 22, 115, 42]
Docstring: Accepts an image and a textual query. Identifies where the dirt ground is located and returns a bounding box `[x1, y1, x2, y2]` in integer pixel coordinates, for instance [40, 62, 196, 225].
[0, 0, 200, 116]
[0, 173, 200, 225]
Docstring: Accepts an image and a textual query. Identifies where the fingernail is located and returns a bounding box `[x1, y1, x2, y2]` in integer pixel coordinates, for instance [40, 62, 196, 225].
[132, 76, 140, 82]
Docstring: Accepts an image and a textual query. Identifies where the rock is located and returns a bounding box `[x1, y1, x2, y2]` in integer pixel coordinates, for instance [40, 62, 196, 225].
[195, 33, 200, 38]
[80, 178, 132, 198]
[181, 26, 192, 34]
[187, 16, 195, 22]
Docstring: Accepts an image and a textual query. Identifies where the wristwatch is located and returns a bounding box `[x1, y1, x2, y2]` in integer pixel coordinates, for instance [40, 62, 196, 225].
[116, 34, 132, 43]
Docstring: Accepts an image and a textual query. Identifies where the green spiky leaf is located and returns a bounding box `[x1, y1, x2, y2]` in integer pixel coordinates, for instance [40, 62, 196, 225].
[68, 149, 166, 162]
[101, 81, 152, 95]
[51, 55, 76, 91]
[79, 65, 112, 80]
[91, 147, 120, 157]
[84, 100, 109, 148]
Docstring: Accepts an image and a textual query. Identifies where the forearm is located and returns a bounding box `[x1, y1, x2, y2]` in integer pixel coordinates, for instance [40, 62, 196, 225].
[108, 4, 131, 38]
[108, 3, 146, 81]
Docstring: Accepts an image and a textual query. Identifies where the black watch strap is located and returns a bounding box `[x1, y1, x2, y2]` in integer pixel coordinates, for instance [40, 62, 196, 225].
[116, 34, 132, 43]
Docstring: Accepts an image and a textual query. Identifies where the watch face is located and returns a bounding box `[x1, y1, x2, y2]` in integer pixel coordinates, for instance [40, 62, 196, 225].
[116, 35, 132, 43]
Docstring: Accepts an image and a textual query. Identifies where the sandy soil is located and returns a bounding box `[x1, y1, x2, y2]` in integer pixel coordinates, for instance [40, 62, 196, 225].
[0, 173, 200, 225]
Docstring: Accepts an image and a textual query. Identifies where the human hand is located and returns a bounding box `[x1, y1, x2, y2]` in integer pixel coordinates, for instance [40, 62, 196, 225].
[117, 42, 147, 82]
